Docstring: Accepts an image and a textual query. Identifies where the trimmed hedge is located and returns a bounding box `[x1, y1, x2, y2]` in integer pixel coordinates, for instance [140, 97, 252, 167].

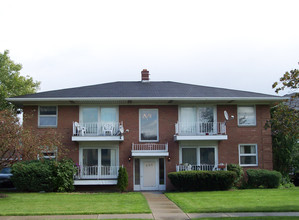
[246, 169, 282, 189]
[11, 159, 76, 192]
[168, 171, 236, 191]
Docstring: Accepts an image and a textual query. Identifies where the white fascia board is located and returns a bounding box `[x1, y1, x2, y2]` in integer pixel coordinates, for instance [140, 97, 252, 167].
[74, 180, 117, 185]
[174, 135, 228, 141]
[72, 136, 124, 142]
[6, 96, 285, 102]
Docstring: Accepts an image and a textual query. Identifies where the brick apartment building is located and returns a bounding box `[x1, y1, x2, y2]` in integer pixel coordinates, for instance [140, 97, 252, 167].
[7, 69, 283, 191]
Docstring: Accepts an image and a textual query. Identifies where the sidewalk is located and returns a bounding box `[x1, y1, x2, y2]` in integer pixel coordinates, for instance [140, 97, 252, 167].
[1, 191, 299, 220]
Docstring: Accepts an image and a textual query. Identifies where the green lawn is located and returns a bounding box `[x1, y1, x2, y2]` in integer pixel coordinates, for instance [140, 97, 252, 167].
[0, 192, 151, 216]
[166, 188, 299, 213]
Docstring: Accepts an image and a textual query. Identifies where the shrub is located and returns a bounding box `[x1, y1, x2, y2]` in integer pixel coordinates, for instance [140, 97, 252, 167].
[227, 164, 244, 187]
[168, 171, 236, 191]
[11, 159, 76, 192]
[117, 166, 128, 192]
[246, 169, 282, 189]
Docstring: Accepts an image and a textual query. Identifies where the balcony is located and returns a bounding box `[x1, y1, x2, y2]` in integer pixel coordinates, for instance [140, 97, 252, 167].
[131, 143, 169, 156]
[74, 165, 119, 185]
[72, 121, 124, 141]
[174, 122, 228, 141]
[176, 163, 227, 172]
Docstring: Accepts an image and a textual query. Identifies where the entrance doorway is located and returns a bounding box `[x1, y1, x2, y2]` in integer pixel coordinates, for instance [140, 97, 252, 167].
[134, 158, 165, 191]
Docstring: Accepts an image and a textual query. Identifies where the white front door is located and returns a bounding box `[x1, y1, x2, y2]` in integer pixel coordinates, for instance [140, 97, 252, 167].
[140, 159, 159, 190]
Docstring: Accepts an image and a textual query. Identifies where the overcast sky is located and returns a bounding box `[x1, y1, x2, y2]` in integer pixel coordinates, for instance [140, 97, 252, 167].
[1, 0, 298, 96]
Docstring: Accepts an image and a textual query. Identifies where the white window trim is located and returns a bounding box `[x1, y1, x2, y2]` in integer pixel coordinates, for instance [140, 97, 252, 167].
[237, 105, 256, 127]
[239, 144, 258, 167]
[179, 145, 218, 165]
[79, 144, 119, 167]
[139, 109, 159, 142]
[79, 106, 119, 123]
[38, 105, 58, 128]
[178, 105, 217, 123]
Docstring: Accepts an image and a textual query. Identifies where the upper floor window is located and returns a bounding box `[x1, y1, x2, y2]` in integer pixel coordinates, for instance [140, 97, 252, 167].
[38, 106, 57, 127]
[79, 106, 118, 136]
[139, 109, 159, 142]
[179, 106, 216, 134]
[237, 105, 256, 126]
[239, 144, 258, 166]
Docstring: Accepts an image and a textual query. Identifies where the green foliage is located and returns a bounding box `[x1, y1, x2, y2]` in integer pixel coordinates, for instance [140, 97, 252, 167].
[117, 166, 128, 192]
[168, 171, 236, 191]
[246, 169, 282, 189]
[11, 159, 76, 192]
[272, 64, 298, 94]
[0, 50, 40, 110]
[265, 103, 299, 177]
[227, 164, 244, 187]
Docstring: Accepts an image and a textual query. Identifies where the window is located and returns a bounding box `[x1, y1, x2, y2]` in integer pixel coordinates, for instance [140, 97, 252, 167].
[139, 109, 159, 141]
[238, 106, 256, 126]
[182, 148, 197, 165]
[39, 106, 57, 127]
[80, 106, 118, 135]
[181, 147, 216, 165]
[79, 145, 119, 178]
[239, 144, 258, 166]
[179, 106, 216, 134]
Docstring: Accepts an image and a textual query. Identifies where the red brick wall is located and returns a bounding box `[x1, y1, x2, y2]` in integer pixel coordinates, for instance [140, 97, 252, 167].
[23, 105, 79, 163]
[217, 105, 273, 170]
[119, 105, 179, 191]
[23, 104, 273, 191]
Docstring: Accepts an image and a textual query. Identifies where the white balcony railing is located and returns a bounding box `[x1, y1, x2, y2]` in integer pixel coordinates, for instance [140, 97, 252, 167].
[132, 143, 168, 152]
[73, 121, 123, 137]
[176, 164, 227, 172]
[74, 165, 120, 180]
[175, 122, 226, 136]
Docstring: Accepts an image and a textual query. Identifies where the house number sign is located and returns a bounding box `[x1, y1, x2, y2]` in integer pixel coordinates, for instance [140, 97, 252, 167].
[145, 163, 154, 167]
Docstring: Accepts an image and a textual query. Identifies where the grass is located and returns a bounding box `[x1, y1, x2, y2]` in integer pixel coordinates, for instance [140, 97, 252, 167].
[195, 217, 299, 220]
[165, 188, 299, 213]
[0, 192, 151, 216]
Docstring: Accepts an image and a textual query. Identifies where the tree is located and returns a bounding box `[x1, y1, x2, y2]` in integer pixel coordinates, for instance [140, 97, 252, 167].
[117, 166, 128, 192]
[0, 109, 65, 169]
[266, 103, 299, 177]
[266, 63, 299, 177]
[0, 50, 40, 110]
[272, 63, 298, 96]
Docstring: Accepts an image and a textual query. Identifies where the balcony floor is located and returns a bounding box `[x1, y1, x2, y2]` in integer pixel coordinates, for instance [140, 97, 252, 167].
[74, 179, 117, 185]
[72, 135, 124, 142]
[174, 135, 228, 141]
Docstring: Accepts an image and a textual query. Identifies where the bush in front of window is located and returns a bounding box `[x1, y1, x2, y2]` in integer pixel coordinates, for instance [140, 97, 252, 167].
[117, 166, 128, 192]
[168, 171, 236, 191]
[11, 159, 76, 192]
[227, 164, 244, 188]
[246, 169, 282, 189]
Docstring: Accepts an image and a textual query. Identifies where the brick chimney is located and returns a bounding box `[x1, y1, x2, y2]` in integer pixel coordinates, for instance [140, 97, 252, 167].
[141, 69, 150, 82]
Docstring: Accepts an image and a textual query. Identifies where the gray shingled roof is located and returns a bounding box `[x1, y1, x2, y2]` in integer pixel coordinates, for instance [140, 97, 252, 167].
[9, 81, 279, 99]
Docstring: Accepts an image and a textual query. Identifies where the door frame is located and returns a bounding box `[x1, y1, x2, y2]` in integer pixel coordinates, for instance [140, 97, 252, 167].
[140, 158, 159, 191]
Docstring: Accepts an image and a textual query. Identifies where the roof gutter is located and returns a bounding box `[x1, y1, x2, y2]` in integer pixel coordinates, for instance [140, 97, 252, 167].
[6, 96, 286, 102]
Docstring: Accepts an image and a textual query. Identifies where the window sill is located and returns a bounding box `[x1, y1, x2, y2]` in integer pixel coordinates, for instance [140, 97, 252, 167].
[38, 125, 57, 128]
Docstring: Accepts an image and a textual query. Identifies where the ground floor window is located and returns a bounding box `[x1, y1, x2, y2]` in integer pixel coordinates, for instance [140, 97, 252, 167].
[239, 144, 258, 166]
[181, 146, 217, 165]
[79, 144, 119, 178]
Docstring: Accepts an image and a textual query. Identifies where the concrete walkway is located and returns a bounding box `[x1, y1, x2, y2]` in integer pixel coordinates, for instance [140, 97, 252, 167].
[142, 191, 189, 220]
